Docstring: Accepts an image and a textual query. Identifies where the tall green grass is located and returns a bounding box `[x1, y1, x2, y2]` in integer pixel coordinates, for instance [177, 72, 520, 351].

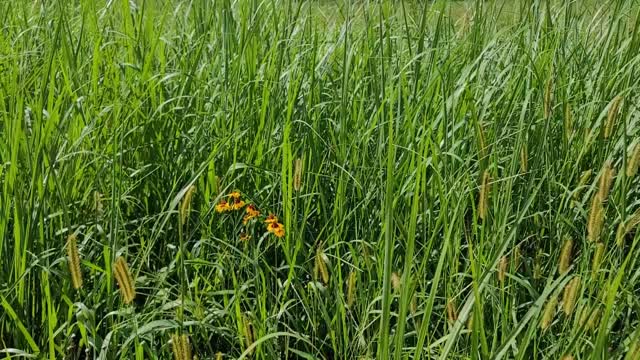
[1, 0, 640, 358]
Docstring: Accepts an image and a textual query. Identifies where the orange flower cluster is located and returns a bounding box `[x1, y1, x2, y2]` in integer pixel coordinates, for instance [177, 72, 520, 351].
[214, 191, 285, 239]
[265, 214, 285, 238]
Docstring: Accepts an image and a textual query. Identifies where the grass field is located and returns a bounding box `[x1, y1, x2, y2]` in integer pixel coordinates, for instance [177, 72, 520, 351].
[1, 0, 640, 359]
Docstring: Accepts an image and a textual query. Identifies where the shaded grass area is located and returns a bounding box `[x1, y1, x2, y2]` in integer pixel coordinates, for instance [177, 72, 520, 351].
[1, 0, 640, 359]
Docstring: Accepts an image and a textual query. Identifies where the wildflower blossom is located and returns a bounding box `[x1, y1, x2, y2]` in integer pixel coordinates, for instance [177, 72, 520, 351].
[264, 213, 278, 224]
[232, 197, 246, 210]
[243, 204, 260, 224]
[229, 190, 241, 199]
[267, 222, 285, 238]
[215, 199, 231, 213]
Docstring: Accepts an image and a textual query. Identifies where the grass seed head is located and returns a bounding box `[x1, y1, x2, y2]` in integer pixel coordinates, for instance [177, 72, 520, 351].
[243, 315, 255, 352]
[592, 242, 605, 278]
[563, 276, 581, 316]
[627, 142, 640, 178]
[66, 233, 82, 290]
[541, 294, 558, 331]
[520, 145, 528, 174]
[180, 185, 196, 225]
[391, 272, 401, 293]
[498, 256, 508, 284]
[171, 333, 183, 360]
[558, 237, 573, 274]
[446, 298, 457, 325]
[114, 256, 135, 304]
[587, 196, 604, 242]
[604, 95, 623, 139]
[597, 161, 615, 202]
[315, 248, 329, 284]
[216, 352, 223, 360]
[346, 271, 356, 307]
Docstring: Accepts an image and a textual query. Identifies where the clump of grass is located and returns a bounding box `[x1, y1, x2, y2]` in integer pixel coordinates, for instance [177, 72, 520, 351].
[66, 234, 82, 290]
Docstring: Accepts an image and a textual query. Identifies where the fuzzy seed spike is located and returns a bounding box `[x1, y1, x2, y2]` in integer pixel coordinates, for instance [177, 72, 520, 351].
[180, 185, 196, 225]
[446, 299, 457, 325]
[604, 95, 623, 139]
[180, 334, 192, 360]
[587, 196, 604, 242]
[558, 237, 573, 274]
[592, 243, 605, 278]
[597, 161, 615, 202]
[114, 256, 135, 304]
[346, 271, 356, 307]
[498, 256, 508, 284]
[520, 145, 528, 174]
[540, 294, 558, 330]
[315, 248, 329, 284]
[627, 143, 640, 178]
[391, 272, 401, 293]
[563, 276, 581, 315]
[171, 333, 183, 360]
[66, 234, 83, 290]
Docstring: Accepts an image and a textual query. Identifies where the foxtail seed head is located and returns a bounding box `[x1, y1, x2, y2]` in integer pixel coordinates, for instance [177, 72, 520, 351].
[604, 95, 623, 139]
[587, 196, 604, 242]
[558, 237, 573, 274]
[592, 242, 605, 278]
[561, 355, 575, 360]
[478, 170, 491, 220]
[627, 143, 640, 178]
[171, 333, 192, 360]
[215, 352, 223, 360]
[563, 276, 581, 316]
[293, 157, 303, 192]
[180, 185, 196, 225]
[564, 103, 573, 140]
[314, 248, 329, 284]
[616, 222, 627, 247]
[597, 161, 615, 202]
[540, 294, 558, 331]
[498, 256, 508, 284]
[446, 299, 458, 325]
[346, 271, 356, 307]
[66, 234, 82, 290]
[114, 256, 135, 304]
[520, 145, 528, 174]
[391, 272, 402, 293]
[242, 315, 255, 353]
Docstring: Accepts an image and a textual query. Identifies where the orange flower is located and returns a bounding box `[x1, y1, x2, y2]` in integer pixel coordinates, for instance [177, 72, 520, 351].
[232, 197, 245, 210]
[243, 205, 260, 224]
[267, 222, 285, 238]
[215, 199, 231, 213]
[229, 191, 241, 199]
[246, 204, 260, 217]
[240, 232, 251, 242]
[264, 213, 278, 224]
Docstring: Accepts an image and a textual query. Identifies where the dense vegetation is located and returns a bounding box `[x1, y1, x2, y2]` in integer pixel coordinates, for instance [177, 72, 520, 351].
[1, 0, 640, 359]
